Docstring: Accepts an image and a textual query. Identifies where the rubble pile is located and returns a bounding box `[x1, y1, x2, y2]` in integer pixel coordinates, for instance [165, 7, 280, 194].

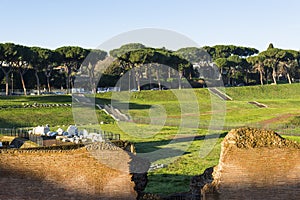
[29, 125, 105, 144]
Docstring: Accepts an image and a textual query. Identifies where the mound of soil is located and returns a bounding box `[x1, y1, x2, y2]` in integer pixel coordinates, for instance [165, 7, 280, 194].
[223, 127, 300, 149]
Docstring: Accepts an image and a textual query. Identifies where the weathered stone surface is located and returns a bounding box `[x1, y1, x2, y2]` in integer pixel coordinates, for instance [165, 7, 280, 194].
[132, 173, 148, 199]
[198, 128, 300, 200]
[0, 142, 148, 199]
[190, 167, 214, 198]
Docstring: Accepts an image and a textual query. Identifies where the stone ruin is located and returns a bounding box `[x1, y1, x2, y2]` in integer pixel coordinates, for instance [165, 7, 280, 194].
[29, 125, 106, 144]
[2, 127, 299, 200]
[0, 141, 148, 200]
[190, 127, 300, 200]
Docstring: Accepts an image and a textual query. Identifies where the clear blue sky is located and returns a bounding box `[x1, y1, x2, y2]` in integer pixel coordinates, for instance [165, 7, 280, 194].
[1, 0, 299, 51]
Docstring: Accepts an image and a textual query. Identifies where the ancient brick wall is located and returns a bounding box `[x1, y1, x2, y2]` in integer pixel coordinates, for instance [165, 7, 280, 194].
[200, 128, 300, 200]
[0, 142, 145, 200]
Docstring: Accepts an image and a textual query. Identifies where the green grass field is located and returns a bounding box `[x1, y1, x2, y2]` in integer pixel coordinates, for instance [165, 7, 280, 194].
[0, 84, 300, 195]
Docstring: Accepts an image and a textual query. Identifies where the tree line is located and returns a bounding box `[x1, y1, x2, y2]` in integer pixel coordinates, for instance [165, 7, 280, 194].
[0, 42, 299, 95]
[0, 43, 106, 95]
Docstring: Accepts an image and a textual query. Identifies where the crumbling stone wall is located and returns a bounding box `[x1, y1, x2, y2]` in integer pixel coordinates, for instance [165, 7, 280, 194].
[86, 142, 149, 199]
[197, 128, 300, 200]
[0, 142, 148, 200]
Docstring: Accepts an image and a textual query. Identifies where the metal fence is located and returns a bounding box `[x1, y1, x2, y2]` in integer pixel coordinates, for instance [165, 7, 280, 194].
[0, 127, 120, 147]
[84, 128, 120, 140]
[28, 134, 44, 146]
[0, 128, 29, 138]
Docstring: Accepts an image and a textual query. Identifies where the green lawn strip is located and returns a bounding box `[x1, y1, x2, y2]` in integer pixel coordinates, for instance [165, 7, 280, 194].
[0, 107, 113, 128]
[224, 99, 300, 127]
[225, 83, 300, 100]
[0, 107, 73, 127]
[282, 135, 300, 143]
[0, 95, 72, 106]
[144, 136, 223, 195]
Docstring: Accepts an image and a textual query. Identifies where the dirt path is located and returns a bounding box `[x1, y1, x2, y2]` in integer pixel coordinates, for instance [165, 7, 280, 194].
[260, 113, 297, 129]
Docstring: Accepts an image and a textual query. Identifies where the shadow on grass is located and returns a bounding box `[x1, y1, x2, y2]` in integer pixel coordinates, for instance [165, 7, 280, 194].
[0, 118, 28, 128]
[135, 132, 227, 154]
[95, 97, 152, 110]
[144, 173, 193, 198]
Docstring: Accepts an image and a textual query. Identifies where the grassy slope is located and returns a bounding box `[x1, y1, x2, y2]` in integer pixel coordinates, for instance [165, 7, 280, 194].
[0, 95, 114, 127]
[97, 83, 300, 131]
[95, 84, 300, 195]
[224, 84, 300, 131]
[0, 95, 72, 106]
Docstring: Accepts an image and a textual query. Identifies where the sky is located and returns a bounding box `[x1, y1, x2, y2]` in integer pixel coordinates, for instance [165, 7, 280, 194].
[1, 0, 300, 51]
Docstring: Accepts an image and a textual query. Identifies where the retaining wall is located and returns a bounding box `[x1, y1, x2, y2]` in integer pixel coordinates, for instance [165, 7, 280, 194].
[197, 128, 300, 200]
[0, 142, 146, 199]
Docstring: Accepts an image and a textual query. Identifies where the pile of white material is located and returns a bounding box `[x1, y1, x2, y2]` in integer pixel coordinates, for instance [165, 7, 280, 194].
[30, 125, 50, 135]
[29, 125, 105, 144]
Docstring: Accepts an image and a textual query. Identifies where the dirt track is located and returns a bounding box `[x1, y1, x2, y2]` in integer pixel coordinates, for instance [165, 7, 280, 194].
[260, 113, 298, 128]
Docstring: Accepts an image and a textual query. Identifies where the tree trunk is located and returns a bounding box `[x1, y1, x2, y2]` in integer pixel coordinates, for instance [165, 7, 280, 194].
[88, 69, 94, 93]
[5, 73, 10, 96]
[136, 72, 141, 91]
[226, 76, 231, 85]
[227, 69, 231, 85]
[90, 76, 96, 93]
[67, 73, 70, 93]
[272, 67, 277, 84]
[259, 70, 264, 85]
[148, 64, 152, 89]
[45, 67, 53, 93]
[1, 67, 11, 96]
[156, 67, 161, 90]
[287, 72, 292, 84]
[144, 65, 148, 79]
[245, 70, 249, 85]
[178, 71, 183, 90]
[70, 76, 76, 91]
[19, 71, 27, 96]
[65, 65, 71, 94]
[283, 64, 292, 84]
[5, 72, 9, 96]
[168, 67, 171, 79]
[46, 75, 51, 92]
[35, 70, 40, 95]
[128, 71, 131, 91]
[134, 66, 141, 91]
[87, 63, 96, 93]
